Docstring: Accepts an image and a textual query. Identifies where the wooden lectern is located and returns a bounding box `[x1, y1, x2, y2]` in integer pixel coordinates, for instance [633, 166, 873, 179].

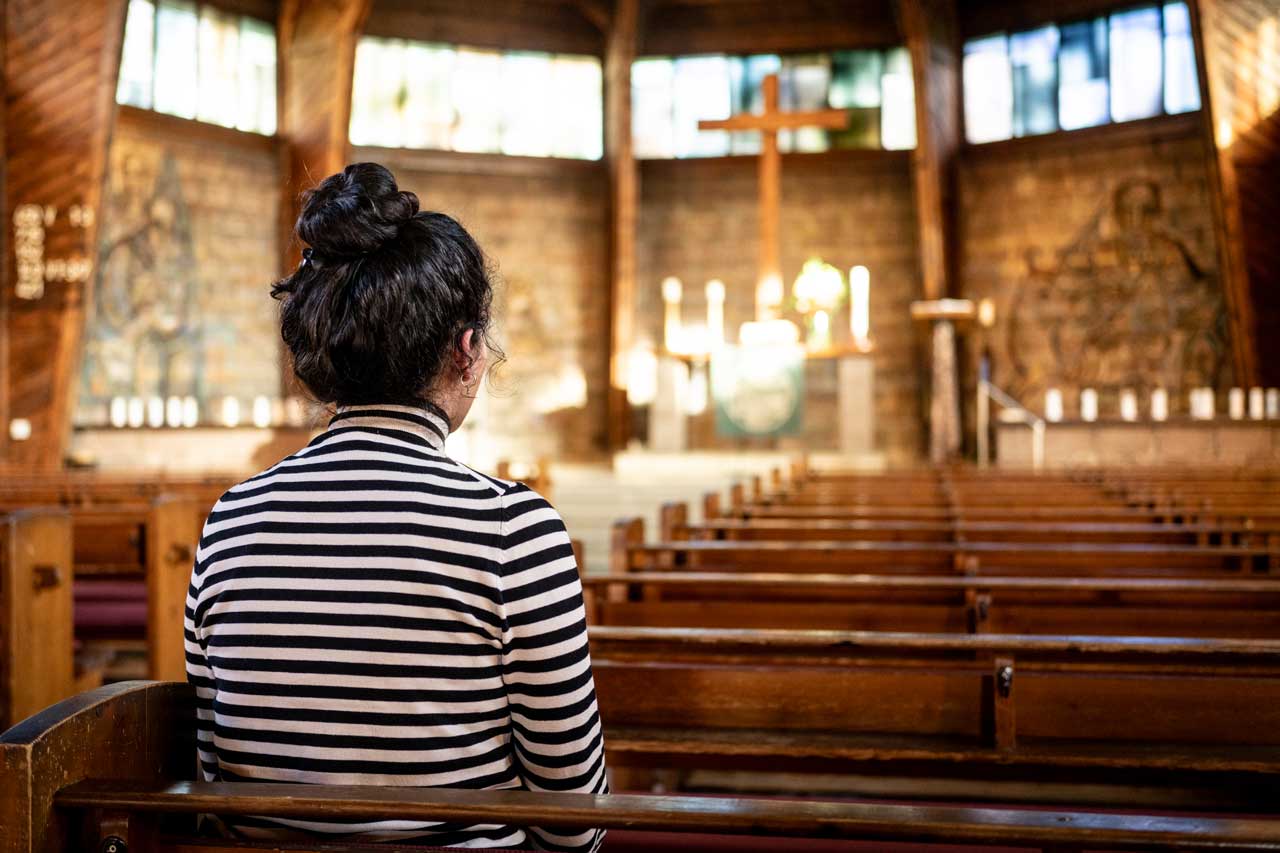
[911, 298, 978, 464]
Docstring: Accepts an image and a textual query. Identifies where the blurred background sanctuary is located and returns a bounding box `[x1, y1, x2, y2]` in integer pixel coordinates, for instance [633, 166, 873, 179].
[0, 0, 1277, 555]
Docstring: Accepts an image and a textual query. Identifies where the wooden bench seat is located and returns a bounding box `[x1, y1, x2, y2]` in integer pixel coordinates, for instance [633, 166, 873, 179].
[614, 518, 1280, 576]
[6, 681, 1280, 853]
[666, 508, 1280, 547]
[584, 572, 1280, 637]
[589, 626, 1280, 808]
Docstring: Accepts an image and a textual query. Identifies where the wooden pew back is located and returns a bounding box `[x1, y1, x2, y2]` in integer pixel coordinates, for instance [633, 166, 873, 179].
[584, 572, 1280, 638]
[0, 511, 73, 729]
[6, 682, 1280, 853]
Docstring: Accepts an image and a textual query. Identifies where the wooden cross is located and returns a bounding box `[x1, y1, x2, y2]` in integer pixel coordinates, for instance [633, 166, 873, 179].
[698, 73, 849, 320]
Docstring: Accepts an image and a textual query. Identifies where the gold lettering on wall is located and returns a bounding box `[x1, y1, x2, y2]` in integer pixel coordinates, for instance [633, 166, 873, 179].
[12, 202, 94, 300]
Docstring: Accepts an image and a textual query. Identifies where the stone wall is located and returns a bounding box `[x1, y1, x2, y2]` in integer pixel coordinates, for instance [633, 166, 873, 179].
[75, 108, 283, 427]
[958, 117, 1231, 421]
[637, 151, 924, 462]
[360, 149, 611, 461]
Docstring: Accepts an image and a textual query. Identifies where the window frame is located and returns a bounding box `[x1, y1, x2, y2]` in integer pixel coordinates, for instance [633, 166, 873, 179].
[631, 46, 917, 160]
[347, 36, 605, 162]
[960, 1, 1203, 147]
[117, 0, 278, 137]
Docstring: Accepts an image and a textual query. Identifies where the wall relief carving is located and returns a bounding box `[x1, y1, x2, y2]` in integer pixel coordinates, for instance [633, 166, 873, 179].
[1003, 179, 1229, 401]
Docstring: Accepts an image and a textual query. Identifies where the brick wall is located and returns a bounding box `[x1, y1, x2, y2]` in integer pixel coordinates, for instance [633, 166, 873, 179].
[75, 108, 282, 426]
[958, 118, 1232, 421]
[637, 151, 925, 462]
[360, 149, 611, 461]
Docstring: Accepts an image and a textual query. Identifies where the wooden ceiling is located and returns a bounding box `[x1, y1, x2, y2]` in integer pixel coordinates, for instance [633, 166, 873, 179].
[639, 0, 903, 55]
[364, 0, 606, 55]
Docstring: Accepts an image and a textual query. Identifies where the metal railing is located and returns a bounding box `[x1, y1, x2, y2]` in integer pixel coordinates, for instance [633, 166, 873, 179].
[977, 378, 1046, 470]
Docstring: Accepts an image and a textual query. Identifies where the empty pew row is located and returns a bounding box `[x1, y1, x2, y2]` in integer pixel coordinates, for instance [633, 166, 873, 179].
[711, 478, 1280, 526]
[590, 626, 1280, 811]
[665, 502, 1280, 547]
[779, 464, 1280, 518]
[612, 517, 1280, 576]
[583, 572, 1280, 638]
[782, 465, 1280, 516]
[9, 683, 1280, 853]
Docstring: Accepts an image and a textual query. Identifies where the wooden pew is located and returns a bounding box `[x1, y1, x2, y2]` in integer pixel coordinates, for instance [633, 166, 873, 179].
[664, 503, 1280, 547]
[614, 518, 1280, 577]
[584, 571, 1280, 638]
[0, 511, 74, 730]
[6, 681, 1280, 853]
[71, 498, 203, 683]
[0, 499, 201, 728]
[495, 457, 554, 501]
[590, 626, 1280, 810]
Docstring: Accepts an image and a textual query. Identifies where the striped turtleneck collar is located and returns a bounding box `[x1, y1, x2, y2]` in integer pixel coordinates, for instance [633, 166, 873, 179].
[327, 403, 451, 450]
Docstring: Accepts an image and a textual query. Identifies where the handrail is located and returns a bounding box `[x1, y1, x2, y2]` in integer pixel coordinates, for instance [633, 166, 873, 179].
[978, 377, 1046, 470]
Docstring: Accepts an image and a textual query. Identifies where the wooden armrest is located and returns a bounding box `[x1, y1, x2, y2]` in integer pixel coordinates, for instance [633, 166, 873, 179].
[54, 780, 1280, 849]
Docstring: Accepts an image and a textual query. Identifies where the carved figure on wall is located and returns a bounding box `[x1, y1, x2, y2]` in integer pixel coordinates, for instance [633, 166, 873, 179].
[1005, 179, 1229, 400]
[79, 152, 201, 408]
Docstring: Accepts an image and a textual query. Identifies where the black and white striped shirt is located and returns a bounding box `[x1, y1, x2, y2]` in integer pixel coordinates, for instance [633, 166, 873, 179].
[184, 404, 607, 851]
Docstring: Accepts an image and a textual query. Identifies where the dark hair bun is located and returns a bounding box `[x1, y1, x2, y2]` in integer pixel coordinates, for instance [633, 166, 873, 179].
[272, 162, 499, 410]
[297, 162, 421, 258]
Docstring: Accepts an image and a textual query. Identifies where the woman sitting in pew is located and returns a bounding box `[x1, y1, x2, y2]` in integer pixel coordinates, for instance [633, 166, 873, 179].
[185, 163, 606, 852]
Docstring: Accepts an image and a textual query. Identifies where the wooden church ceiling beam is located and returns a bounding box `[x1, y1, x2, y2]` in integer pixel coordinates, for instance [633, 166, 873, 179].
[1190, 0, 1265, 387]
[899, 0, 961, 301]
[2, 0, 126, 469]
[277, 0, 373, 272]
[606, 0, 639, 451]
[640, 0, 901, 56]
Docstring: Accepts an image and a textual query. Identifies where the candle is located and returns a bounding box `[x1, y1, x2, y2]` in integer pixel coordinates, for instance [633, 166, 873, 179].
[1044, 388, 1064, 423]
[127, 397, 145, 428]
[1268, 388, 1280, 419]
[809, 310, 832, 352]
[8, 418, 31, 442]
[221, 397, 241, 428]
[849, 265, 870, 348]
[626, 345, 658, 406]
[1080, 388, 1098, 422]
[662, 277, 683, 352]
[182, 396, 199, 428]
[1228, 387, 1245, 420]
[684, 364, 709, 416]
[165, 396, 183, 428]
[1151, 388, 1168, 422]
[109, 397, 127, 429]
[705, 279, 725, 349]
[757, 273, 783, 322]
[1250, 387, 1265, 420]
[1119, 389, 1138, 422]
[252, 396, 272, 428]
[147, 396, 165, 428]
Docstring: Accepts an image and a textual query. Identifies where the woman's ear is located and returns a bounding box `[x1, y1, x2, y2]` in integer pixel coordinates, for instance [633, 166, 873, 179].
[454, 328, 477, 373]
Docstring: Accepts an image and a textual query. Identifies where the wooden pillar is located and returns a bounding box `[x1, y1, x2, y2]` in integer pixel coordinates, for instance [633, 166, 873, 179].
[2, 0, 126, 469]
[1189, 0, 1264, 387]
[276, 0, 372, 270]
[605, 0, 639, 451]
[900, 0, 961, 301]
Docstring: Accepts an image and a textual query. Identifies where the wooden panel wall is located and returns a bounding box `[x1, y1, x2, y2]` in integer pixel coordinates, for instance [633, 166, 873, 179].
[2, 0, 125, 469]
[902, 0, 962, 301]
[1196, 0, 1280, 386]
[277, 0, 373, 270]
